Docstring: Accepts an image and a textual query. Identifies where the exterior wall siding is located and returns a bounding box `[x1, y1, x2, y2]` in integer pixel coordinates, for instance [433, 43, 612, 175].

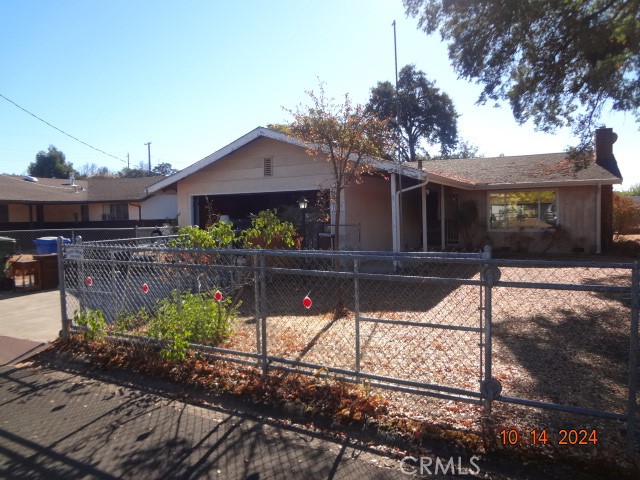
[448, 185, 599, 254]
[177, 138, 334, 226]
[43, 204, 81, 222]
[8, 204, 30, 222]
[140, 194, 178, 221]
[344, 176, 393, 251]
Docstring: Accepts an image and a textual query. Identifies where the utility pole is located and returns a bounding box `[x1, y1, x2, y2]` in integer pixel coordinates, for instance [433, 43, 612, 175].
[144, 142, 151, 172]
[393, 20, 403, 252]
[127, 153, 130, 169]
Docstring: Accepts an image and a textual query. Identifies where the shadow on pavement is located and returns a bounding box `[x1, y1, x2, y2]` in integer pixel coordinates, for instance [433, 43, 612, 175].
[0, 363, 407, 479]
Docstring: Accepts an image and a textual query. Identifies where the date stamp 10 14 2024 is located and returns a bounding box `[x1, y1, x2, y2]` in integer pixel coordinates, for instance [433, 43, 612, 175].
[500, 428, 599, 446]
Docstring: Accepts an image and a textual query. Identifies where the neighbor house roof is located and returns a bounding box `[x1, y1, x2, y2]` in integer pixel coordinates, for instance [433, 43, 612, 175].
[147, 126, 424, 193]
[0, 175, 162, 204]
[411, 152, 622, 190]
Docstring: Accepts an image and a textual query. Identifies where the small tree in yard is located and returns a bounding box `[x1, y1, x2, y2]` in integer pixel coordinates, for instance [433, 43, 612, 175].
[284, 83, 392, 251]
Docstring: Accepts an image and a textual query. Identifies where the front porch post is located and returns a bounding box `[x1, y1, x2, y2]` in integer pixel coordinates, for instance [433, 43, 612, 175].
[422, 184, 427, 252]
[596, 183, 602, 254]
[391, 173, 399, 253]
[440, 185, 446, 250]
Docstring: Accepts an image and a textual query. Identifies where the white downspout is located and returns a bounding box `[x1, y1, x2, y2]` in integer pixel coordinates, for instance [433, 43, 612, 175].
[596, 183, 602, 254]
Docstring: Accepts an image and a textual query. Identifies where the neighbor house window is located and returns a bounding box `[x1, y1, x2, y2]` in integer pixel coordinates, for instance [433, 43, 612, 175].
[489, 191, 556, 230]
[0, 204, 8, 222]
[102, 203, 129, 220]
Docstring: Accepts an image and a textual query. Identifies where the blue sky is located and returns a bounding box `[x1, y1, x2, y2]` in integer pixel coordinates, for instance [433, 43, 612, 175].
[1, 0, 638, 188]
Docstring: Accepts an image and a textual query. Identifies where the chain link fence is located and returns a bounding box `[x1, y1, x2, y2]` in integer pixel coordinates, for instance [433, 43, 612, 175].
[58, 238, 639, 453]
[0, 226, 174, 253]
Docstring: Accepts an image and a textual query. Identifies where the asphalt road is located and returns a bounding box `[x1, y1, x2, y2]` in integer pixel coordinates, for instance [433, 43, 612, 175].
[0, 363, 411, 480]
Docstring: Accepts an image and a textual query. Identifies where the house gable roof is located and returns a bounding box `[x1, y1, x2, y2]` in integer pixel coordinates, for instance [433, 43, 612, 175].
[148, 127, 424, 193]
[411, 152, 622, 189]
[149, 126, 623, 194]
[0, 175, 162, 204]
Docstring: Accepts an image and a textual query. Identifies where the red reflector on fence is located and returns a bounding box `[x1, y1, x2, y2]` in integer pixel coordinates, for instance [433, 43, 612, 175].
[303, 295, 312, 309]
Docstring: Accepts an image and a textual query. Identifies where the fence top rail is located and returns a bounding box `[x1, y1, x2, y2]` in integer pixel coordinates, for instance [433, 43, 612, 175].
[71, 243, 487, 260]
[82, 235, 179, 245]
[66, 242, 638, 269]
[483, 258, 637, 270]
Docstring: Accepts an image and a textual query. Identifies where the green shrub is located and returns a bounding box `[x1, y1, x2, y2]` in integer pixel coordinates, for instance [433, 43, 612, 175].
[169, 222, 236, 249]
[114, 308, 150, 334]
[147, 290, 238, 360]
[73, 309, 107, 341]
[240, 209, 298, 249]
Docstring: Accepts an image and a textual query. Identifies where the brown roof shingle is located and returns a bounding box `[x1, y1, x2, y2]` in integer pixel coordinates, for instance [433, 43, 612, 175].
[410, 153, 621, 188]
[0, 175, 162, 204]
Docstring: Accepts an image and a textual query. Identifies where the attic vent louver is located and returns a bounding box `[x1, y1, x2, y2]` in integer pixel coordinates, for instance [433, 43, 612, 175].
[264, 157, 273, 177]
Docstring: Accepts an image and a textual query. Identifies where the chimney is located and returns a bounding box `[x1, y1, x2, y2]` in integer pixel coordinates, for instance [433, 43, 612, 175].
[594, 127, 622, 254]
[594, 127, 622, 178]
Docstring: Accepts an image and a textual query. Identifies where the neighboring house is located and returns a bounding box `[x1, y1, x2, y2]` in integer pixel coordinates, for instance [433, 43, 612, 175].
[149, 126, 622, 254]
[0, 175, 178, 230]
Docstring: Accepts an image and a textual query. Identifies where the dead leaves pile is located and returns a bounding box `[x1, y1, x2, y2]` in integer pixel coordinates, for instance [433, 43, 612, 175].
[39, 335, 640, 479]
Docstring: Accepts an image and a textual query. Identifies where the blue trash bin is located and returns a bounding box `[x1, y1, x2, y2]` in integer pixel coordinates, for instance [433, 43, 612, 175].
[33, 237, 71, 254]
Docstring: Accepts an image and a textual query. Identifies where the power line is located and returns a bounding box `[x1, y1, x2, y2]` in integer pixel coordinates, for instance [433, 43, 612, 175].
[0, 93, 127, 163]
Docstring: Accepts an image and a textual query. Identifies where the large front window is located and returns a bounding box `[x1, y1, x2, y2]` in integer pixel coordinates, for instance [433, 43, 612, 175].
[489, 191, 556, 230]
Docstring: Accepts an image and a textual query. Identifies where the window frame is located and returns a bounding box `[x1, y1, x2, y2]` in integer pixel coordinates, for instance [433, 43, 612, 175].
[103, 203, 129, 221]
[487, 189, 557, 232]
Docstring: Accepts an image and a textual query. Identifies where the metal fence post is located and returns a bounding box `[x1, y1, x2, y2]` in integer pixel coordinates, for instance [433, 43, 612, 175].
[57, 237, 70, 338]
[254, 254, 261, 356]
[76, 235, 84, 315]
[484, 276, 493, 412]
[260, 253, 268, 378]
[627, 262, 639, 455]
[480, 256, 501, 413]
[354, 258, 361, 374]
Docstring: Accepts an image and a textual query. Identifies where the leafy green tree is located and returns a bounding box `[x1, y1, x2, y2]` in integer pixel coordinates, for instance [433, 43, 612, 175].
[119, 161, 176, 177]
[28, 145, 77, 178]
[285, 83, 392, 250]
[152, 162, 177, 176]
[404, 0, 640, 147]
[430, 139, 481, 160]
[367, 64, 458, 167]
[119, 161, 154, 178]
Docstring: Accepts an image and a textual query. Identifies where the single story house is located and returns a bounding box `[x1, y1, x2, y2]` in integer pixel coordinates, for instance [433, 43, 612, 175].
[148, 126, 622, 254]
[0, 175, 178, 230]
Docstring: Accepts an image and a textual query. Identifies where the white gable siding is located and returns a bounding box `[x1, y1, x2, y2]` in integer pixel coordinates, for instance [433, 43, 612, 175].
[177, 138, 334, 226]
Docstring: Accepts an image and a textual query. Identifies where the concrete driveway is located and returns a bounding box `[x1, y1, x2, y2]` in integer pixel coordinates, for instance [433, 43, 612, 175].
[0, 288, 61, 365]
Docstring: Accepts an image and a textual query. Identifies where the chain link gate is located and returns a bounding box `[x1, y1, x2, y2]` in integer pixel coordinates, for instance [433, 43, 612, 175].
[348, 253, 493, 407]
